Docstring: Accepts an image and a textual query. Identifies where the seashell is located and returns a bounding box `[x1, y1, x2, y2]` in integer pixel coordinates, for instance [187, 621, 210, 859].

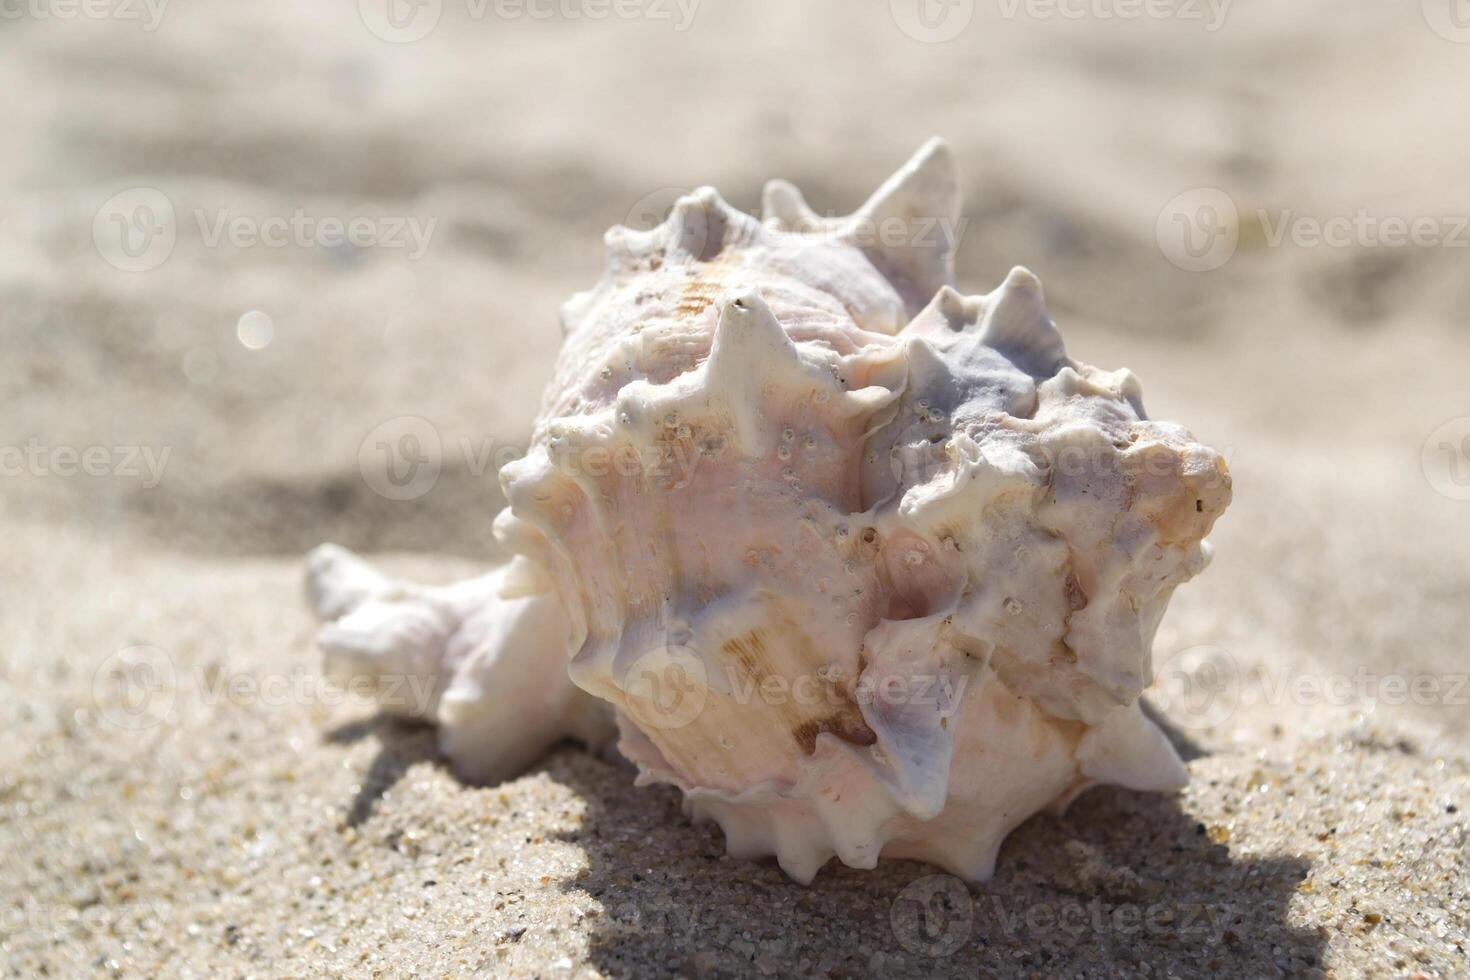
[305, 139, 1231, 882]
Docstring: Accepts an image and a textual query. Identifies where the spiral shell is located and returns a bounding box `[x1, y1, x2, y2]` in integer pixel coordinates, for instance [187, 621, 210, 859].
[309, 140, 1230, 882]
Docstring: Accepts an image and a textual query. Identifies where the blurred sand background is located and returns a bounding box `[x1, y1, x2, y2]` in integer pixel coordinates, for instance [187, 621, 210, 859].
[2, 1, 1468, 976]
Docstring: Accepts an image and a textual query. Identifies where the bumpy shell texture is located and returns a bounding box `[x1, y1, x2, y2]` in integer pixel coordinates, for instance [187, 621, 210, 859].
[308, 139, 1231, 884]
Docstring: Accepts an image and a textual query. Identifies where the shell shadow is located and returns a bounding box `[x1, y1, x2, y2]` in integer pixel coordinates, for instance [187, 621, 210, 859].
[537, 750, 1325, 979]
[1141, 696, 1209, 763]
[324, 715, 441, 827]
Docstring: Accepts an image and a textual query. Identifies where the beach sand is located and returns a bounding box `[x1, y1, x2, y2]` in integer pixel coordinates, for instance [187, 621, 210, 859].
[2, 1, 1467, 975]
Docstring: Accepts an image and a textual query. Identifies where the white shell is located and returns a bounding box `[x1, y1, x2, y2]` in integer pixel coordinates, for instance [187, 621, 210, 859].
[306, 140, 1231, 883]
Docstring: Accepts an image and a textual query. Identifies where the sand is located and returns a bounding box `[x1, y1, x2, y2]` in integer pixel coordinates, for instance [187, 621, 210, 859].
[2, 1, 1467, 976]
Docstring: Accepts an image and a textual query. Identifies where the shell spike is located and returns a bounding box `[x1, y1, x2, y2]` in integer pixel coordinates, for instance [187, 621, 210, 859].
[664, 186, 754, 262]
[761, 178, 825, 232]
[1076, 702, 1189, 793]
[305, 542, 393, 621]
[770, 817, 835, 885]
[703, 292, 804, 455]
[934, 284, 974, 328]
[707, 291, 799, 374]
[847, 138, 962, 317]
[979, 266, 1068, 376]
[932, 284, 986, 332]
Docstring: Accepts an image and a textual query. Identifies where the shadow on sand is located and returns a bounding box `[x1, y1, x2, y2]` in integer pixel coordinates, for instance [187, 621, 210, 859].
[325, 715, 441, 828]
[324, 708, 1324, 979]
[531, 749, 1325, 979]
